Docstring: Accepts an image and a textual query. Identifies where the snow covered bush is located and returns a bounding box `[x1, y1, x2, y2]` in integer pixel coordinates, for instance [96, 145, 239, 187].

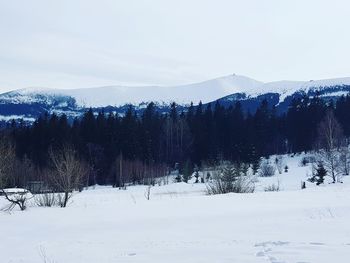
[144, 185, 151, 200]
[206, 164, 255, 195]
[258, 160, 275, 177]
[274, 156, 285, 174]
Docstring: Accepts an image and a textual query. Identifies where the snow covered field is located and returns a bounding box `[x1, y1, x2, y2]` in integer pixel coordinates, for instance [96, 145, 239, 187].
[1, 154, 350, 263]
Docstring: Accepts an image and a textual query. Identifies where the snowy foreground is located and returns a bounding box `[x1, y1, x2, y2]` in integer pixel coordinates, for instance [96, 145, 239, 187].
[1, 155, 350, 263]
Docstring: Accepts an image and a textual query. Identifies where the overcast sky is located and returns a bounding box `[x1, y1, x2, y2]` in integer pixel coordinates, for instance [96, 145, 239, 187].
[0, 0, 349, 92]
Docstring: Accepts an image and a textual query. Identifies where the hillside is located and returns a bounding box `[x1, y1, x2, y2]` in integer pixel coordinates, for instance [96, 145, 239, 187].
[1, 74, 350, 122]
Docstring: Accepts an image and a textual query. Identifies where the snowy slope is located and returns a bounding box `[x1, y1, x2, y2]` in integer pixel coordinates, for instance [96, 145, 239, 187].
[2, 74, 350, 108]
[1, 154, 350, 262]
[260, 78, 350, 101]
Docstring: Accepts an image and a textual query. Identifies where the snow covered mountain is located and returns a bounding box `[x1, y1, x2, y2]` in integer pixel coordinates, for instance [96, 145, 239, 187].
[0, 74, 264, 107]
[1, 74, 350, 122]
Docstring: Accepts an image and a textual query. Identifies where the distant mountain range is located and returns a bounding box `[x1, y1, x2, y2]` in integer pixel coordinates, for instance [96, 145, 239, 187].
[1, 74, 350, 123]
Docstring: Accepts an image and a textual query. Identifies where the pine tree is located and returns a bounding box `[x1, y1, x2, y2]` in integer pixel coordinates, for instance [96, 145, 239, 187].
[181, 159, 193, 183]
[314, 162, 327, 185]
[222, 165, 239, 187]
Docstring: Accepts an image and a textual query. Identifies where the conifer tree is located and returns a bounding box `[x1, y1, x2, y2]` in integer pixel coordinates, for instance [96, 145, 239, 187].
[314, 162, 327, 185]
[181, 159, 193, 183]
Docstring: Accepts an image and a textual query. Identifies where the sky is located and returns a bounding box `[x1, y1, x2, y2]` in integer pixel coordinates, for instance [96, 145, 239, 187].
[0, 0, 350, 92]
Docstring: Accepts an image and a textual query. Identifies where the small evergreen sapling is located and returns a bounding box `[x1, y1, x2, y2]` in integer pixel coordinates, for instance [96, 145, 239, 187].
[173, 163, 181, 183]
[251, 154, 261, 175]
[194, 165, 200, 183]
[206, 172, 211, 181]
[174, 174, 182, 183]
[315, 162, 327, 185]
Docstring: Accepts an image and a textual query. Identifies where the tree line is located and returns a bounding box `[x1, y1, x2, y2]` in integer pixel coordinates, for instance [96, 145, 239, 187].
[3, 93, 350, 187]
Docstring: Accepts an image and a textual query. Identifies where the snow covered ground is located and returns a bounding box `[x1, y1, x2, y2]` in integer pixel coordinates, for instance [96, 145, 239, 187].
[1, 154, 350, 262]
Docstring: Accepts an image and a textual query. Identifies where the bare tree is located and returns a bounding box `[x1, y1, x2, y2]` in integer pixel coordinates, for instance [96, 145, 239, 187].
[316, 110, 344, 151]
[1, 189, 31, 211]
[0, 137, 32, 211]
[49, 145, 87, 207]
[0, 137, 15, 188]
[316, 110, 344, 183]
[11, 156, 36, 189]
[339, 144, 350, 176]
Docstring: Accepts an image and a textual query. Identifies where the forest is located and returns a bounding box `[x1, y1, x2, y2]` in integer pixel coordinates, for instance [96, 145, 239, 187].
[2, 93, 350, 188]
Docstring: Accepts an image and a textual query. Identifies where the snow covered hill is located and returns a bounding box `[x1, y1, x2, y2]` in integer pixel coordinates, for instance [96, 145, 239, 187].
[0, 74, 264, 107]
[1, 74, 350, 122]
[3, 74, 350, 107]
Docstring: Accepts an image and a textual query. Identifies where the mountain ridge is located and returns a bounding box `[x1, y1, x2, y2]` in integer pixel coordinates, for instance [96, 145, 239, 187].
[1, 74, 350, 122]
[3, 74, 350, 107]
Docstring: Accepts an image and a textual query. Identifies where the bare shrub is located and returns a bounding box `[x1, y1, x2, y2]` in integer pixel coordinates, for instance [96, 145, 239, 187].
[259, 160, 276, 177]
[34, 192, 59, 207]
[56, 193, 68, 207]
[264, 183, 280, 192]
